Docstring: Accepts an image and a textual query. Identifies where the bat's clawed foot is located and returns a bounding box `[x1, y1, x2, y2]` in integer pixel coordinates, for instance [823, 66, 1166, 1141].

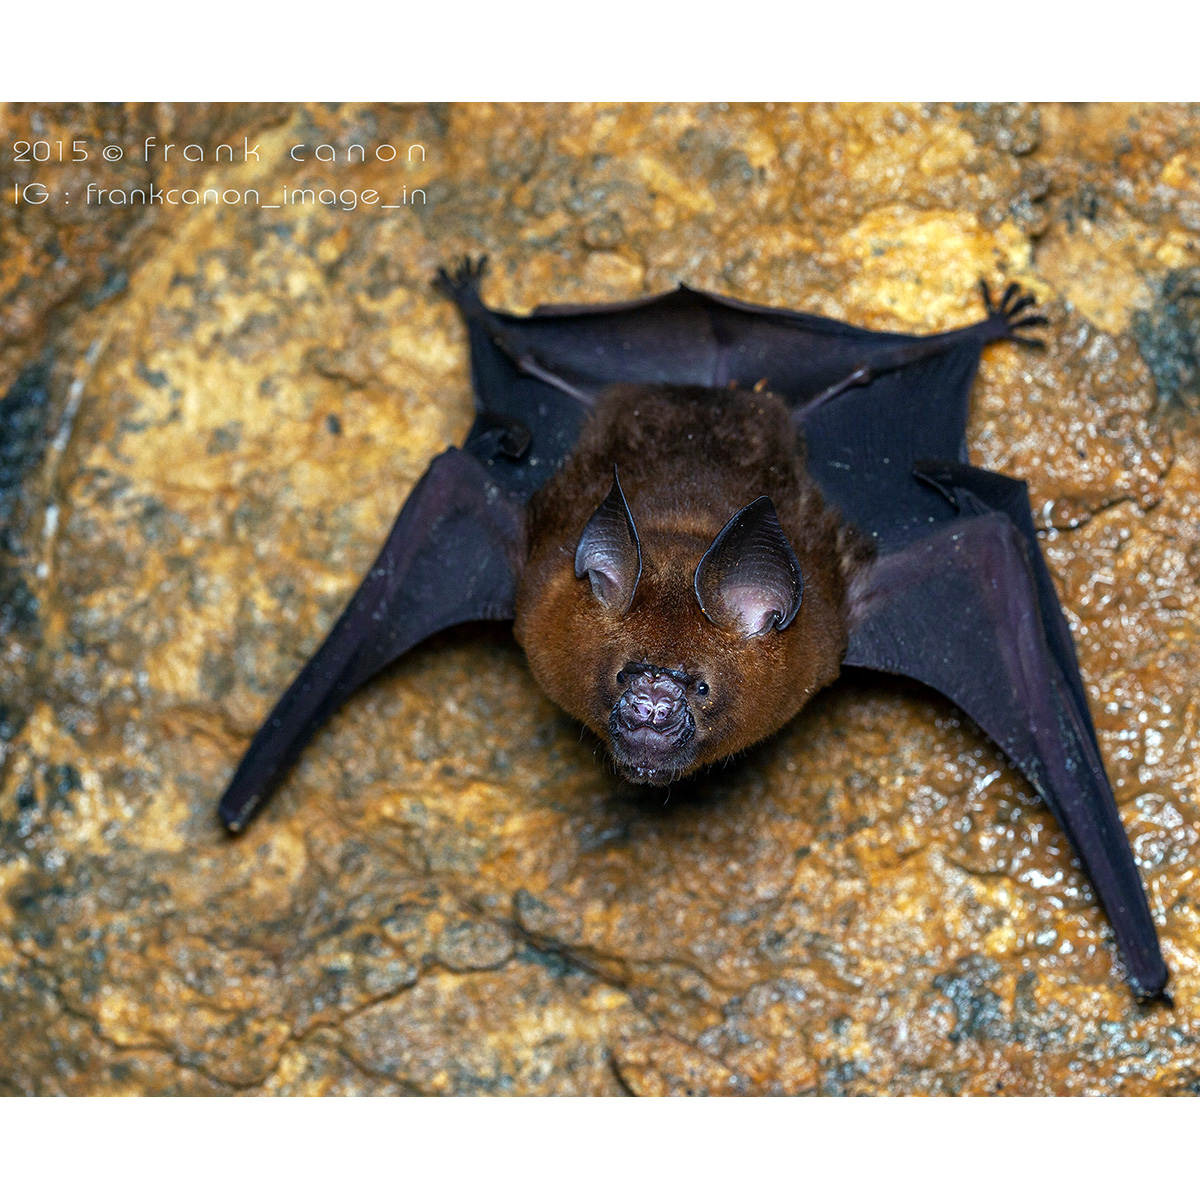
[979, 278, 1050, 348]
[433, 255, 490, 306]
[1137, 985, 1173, 1010]
[466, 411, 532, 462]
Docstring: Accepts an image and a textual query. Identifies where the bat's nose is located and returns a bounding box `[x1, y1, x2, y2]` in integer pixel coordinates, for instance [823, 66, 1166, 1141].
[615, 672, 688, 733]
[608, 666, 698, 784]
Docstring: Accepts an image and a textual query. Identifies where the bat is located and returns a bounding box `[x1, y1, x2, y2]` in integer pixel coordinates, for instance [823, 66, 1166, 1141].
[215, 257, 1168, 999]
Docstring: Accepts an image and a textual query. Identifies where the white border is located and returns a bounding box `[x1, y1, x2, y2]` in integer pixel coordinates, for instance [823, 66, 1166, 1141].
[1, 1096, 1192, 1195]
[5, 2, 1200, 99]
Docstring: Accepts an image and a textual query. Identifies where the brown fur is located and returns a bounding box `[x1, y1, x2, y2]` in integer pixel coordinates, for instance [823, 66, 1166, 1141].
[514, 384, 873, 779]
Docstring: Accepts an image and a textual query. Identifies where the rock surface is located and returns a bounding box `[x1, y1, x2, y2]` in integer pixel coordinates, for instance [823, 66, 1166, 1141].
[1, 102, 1198, 1094]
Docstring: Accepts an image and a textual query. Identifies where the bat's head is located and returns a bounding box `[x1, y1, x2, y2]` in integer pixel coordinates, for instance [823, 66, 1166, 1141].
[516, 470, 850, 785]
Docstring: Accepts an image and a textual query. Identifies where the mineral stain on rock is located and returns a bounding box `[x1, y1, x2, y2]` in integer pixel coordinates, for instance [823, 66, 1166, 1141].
[0, 568, 38, 640]
[1133, 268, 1200, 412]
[0, 361, 55, 656]
[933, 955, 1011, 1045]
[0, 102, 1198, 1095]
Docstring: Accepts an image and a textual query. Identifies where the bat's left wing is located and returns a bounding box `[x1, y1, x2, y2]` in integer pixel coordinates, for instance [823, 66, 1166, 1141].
[786, 329, 1167, 996]
[216, 448, 525, 832]
[841, 464, 1166, 997]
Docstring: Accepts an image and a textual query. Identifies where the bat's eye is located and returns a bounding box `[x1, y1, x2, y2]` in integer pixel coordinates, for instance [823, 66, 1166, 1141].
[616, 670, 627, 686]
[696, 681, 709, 696]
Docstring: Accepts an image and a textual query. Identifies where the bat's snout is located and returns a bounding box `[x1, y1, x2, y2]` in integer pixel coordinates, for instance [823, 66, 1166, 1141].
[618, 674, 688, 729]
[609, 666, 697, 784]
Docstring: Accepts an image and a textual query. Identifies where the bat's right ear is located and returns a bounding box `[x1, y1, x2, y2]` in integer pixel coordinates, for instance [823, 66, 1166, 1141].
[695, 496, 803, 636]
[575, 467, 642, 614]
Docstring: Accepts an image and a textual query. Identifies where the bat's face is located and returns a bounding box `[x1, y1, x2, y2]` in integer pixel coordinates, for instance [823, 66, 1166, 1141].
[596, 583, 800, 785]
[515, 473, 850, 785]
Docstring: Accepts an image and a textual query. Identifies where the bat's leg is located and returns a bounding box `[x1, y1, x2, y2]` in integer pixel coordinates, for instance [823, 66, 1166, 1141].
[434, 257, 599, 406]
[976, 279, 1050, 348]
[793, 282, 1048, 417]
[508, 351, 597, 406]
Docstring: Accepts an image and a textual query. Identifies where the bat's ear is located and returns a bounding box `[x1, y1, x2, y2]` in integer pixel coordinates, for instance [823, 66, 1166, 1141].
[695, 496, 803, 636]
[575, 467, 642, 614]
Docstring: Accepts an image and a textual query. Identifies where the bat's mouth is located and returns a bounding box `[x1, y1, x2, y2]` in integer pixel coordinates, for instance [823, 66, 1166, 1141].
[608, 665, 697, 785]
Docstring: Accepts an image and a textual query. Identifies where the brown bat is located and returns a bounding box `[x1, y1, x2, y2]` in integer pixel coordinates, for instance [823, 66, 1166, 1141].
[216, 259, 1167, 997]
[516, 382, 871, 785]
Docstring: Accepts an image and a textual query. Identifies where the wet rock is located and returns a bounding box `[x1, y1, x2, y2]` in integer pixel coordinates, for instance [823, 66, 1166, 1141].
[1, 102, 1198, 1095]
[1132, 268, 1200, 412]
[612, 1033, 746, 1096]
[957, 102, 1042, 158]
[0, 361, 52, 535]
[933, 955, 1011, 1044]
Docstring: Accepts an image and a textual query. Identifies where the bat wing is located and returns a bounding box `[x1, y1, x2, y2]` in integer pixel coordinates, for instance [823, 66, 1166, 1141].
[843, 478, 1166, 996]
[794, 348, 1166, 995]
[437, 259, 1041, 425]
[217, 448, 525, 832]
[223, 265, 1162, 994]
[221, 265, 1008, 832]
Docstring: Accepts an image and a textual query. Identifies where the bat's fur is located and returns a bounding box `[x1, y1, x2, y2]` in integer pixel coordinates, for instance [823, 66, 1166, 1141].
[515, 383, 874, 782]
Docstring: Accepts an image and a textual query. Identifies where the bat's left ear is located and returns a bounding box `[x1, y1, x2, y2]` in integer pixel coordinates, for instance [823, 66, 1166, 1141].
[694, 497, 803, 636]
[575, 467, 643, 614]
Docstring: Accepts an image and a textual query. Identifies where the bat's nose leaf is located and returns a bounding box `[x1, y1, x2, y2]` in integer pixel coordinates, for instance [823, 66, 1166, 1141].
[609, 674, 697, 784]
[616, 672, 688, 733]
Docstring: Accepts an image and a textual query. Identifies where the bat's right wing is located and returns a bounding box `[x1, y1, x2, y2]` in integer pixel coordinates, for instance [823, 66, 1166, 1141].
[844, 462, 1167, 997]
[217, 448, 525, 832]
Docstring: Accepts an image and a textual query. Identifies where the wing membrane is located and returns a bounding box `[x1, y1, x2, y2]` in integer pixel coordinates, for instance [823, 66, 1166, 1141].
[217, 449, 524, 831]
[846, 479, 1165, 995]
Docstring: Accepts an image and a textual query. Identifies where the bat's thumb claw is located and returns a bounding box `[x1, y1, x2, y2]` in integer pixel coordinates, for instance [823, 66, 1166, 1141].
[433, 255, 490, 304]
[980, 279, 1049, 347]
